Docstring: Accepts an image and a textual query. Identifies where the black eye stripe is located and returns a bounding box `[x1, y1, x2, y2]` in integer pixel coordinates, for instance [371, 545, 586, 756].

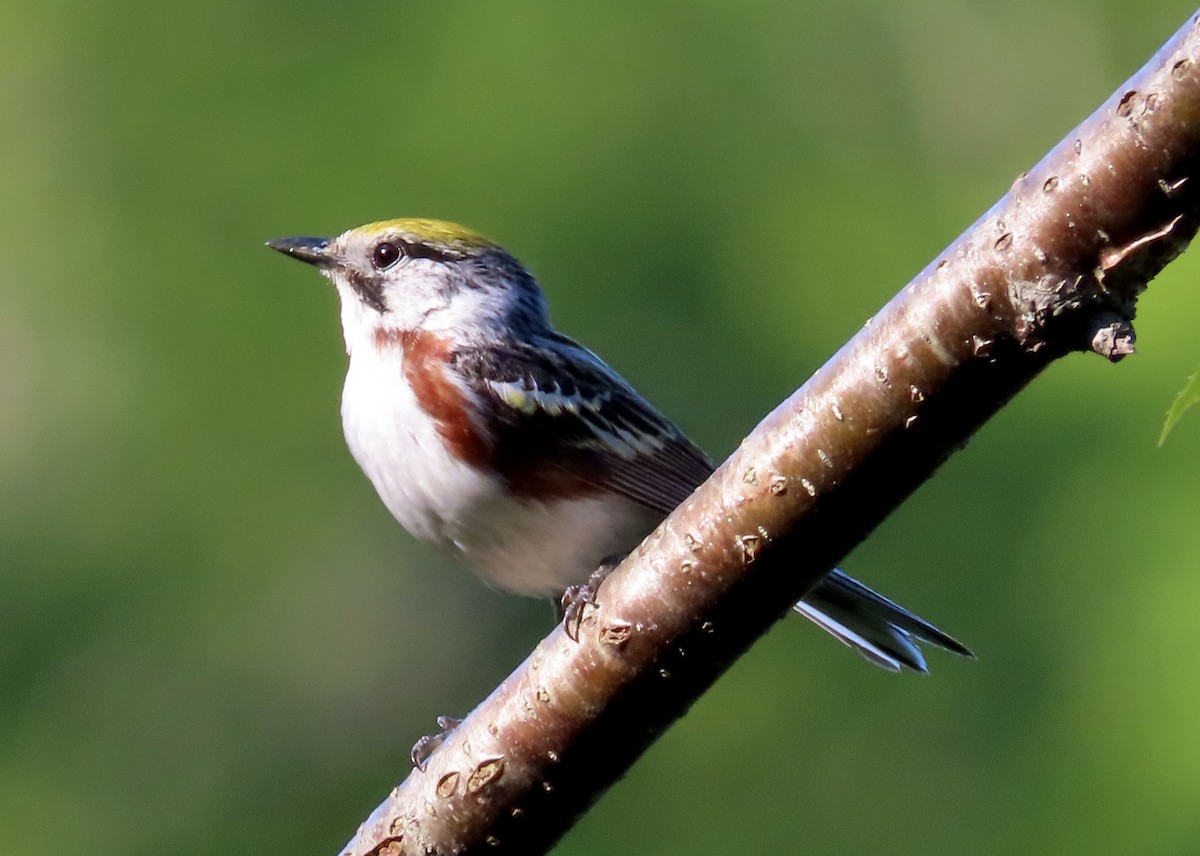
[400, 240, 459, 263]
[370, 238, 461, 268]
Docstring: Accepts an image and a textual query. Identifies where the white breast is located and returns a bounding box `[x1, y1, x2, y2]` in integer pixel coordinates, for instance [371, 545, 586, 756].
[341, 343, 485, 548]
[339, 344, 658, 597]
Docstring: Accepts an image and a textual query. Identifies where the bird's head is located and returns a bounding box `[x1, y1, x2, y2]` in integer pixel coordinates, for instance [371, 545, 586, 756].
[268, 218, 549, 353]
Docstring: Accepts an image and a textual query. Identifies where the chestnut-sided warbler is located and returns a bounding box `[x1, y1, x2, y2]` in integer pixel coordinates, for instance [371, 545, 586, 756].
[268, 219, 970, 672]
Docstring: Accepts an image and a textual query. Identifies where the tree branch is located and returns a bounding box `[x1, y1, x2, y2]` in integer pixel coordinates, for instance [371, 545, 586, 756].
[340, 11, 1200, 855]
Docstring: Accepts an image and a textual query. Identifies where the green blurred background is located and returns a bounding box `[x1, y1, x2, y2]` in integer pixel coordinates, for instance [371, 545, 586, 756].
[4, 1, 1200, 853]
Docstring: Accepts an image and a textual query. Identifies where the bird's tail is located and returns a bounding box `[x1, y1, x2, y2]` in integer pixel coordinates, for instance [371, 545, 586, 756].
[793, 569, 973, 673]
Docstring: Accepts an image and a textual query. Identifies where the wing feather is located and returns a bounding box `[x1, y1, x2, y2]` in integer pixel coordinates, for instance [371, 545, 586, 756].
[450, 334, 713, 513]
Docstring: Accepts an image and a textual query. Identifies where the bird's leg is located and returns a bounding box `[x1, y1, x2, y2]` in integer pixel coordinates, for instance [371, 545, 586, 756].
[409, 715, 463, 771]
[559, 554, 624, 641]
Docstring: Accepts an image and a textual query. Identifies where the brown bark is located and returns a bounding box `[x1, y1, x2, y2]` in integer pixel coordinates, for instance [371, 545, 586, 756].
[340, 11, 1200, 855]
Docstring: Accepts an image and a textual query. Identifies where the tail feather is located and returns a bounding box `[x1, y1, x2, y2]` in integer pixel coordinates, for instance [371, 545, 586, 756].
[794, 569, 973, 673]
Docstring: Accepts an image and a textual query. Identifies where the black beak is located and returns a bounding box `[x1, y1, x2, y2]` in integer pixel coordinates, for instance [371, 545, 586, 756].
[266, 235, 335, 269]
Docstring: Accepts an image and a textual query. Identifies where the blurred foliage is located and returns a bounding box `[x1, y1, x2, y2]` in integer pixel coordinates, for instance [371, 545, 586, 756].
[1160, 368, 1200, 444]
[3, 1, 1200, 854]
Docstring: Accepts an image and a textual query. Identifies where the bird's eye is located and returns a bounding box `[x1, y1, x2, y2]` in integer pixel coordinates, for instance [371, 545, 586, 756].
[370, 241, 403, 270]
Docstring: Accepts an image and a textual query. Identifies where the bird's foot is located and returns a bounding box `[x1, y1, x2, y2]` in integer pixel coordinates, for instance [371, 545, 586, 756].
[410, 715, 463, 771]
[559, 555, 622, 642]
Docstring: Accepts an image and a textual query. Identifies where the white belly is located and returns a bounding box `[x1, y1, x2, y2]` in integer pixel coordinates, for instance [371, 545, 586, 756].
[340, 348, 657, 596]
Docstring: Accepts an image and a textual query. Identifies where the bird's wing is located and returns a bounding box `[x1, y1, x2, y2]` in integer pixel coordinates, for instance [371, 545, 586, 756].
[450, 333, 714, 514]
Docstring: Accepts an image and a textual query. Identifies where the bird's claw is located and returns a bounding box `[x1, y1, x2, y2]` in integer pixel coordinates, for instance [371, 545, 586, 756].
[558, 557, 621, 641]
[559, 584, 595, 642]
[410, 715, 463, 771]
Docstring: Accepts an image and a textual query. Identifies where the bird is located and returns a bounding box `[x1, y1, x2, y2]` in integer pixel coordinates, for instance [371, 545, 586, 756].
[267, 218, 971, 674]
